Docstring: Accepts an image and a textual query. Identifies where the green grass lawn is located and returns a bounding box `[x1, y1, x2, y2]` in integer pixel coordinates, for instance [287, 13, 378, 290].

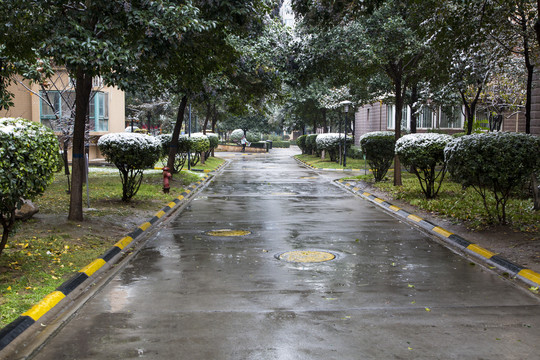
[0, 158, 224, 328]
[295, 154, 367, 169]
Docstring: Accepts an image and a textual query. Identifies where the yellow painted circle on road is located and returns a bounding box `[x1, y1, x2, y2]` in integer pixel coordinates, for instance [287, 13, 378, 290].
[207, 229, 251, 237]
[279, 251, 336, 263]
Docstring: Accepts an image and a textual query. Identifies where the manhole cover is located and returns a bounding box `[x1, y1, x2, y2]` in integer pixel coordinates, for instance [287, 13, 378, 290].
[277, 250, 336, 263]
[207, 229, 251, 237]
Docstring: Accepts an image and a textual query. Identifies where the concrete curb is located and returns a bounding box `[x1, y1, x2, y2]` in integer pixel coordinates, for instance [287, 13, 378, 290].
[0, 173, 215, 352]
[334, 179, 540, 289]
[294, 156, 364, 172]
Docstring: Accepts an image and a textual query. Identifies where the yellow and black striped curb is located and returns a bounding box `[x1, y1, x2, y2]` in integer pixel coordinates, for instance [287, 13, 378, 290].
[335, 179, 540, 289]
[190, 159, 229, 173]
[293, 156, 363, 172]
[0, 174, 213, 352]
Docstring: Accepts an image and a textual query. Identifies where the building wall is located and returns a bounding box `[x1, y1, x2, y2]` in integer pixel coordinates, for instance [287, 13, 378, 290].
[354, 103, 387, 145]
[531, 65, 540, 135]
[1, 74, 125, 160]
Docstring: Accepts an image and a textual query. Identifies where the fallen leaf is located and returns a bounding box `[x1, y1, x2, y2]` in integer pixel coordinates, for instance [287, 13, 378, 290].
[408, 284, 415, 288]
[7, 286, 12, 291]
[425, 307, 431, 312]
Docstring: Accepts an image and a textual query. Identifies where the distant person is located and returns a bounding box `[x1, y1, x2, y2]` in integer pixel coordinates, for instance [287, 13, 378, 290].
[241, 135, 247, 152]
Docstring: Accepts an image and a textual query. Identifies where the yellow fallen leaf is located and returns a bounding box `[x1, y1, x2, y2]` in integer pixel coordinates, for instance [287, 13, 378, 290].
[408, 284, 415, 288]
[425, 307, 431, 312]
[51, 276, 58, 280]
[408, 347, 413, 350]
[7, 286, 12, 291]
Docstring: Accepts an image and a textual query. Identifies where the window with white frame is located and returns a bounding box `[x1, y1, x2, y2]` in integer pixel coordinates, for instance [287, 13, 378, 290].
[439, 106, 463, 128]
[418, 106, 433, 128]
[386, 105, 409, 130]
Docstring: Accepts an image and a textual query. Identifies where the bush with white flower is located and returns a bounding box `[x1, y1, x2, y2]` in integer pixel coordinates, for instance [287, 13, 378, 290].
[396, 133, 453, 199]
[230, 129, 244, 143]
[0, 117, 60, 256]
[359, 131, 395, 182]
[98, 132, 161, 201]
[444, 132, 540, 224]
[316, 133, 353, 161]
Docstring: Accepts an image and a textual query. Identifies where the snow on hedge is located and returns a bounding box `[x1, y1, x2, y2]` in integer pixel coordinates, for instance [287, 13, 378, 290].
[98, 132, 161, 152]
[316, 133, 350, 149]
[230, 129, 244, 143]
[395, 133, 453, 158]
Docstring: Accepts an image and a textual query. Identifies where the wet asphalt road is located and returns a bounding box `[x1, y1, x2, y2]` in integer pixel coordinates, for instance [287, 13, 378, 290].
[29, 149, 540, 359]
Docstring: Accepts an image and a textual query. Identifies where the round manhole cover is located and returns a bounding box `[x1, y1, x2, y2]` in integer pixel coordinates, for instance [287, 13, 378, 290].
[277, 250, 336, 263]
[207, 229, 251, 237]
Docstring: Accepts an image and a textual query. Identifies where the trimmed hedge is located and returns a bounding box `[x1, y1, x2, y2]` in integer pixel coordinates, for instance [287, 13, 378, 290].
[444, 132, 540, 224]
[359, 131, 395, 182]
[98, 132, 161, 201]
[271, 141, 290, 148]
[297, 135, 307, 154]
[396, 133, 452, 199]
[316, 133, 353, 162]
[306, 134, 318, 155]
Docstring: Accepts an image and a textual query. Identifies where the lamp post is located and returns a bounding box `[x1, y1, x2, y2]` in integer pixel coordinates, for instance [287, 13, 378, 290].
[339, 100, 352, 168]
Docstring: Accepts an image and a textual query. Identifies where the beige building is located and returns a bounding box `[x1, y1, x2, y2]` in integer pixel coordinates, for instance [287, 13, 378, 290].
[0, 70, 125, 160]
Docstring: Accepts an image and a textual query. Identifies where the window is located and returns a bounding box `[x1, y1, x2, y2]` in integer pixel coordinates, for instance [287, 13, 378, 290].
[440, 106, 463, 129]
[90, 92, 109, 131]
[40, 90, 108, 132]
[474, 110, 490, 130]
[386, 105, 409, 130]
[418, 107, 433, 128]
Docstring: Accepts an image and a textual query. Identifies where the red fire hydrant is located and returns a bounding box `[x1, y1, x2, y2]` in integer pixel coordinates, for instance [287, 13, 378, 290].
[162, 167, 171, 194]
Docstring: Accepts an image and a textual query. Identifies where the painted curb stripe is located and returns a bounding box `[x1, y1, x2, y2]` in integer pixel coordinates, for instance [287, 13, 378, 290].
[79, 259, 106, 277]
[0, 317, 34, 350]
[100, 247, 121, 262]
[114, 236, 133, 250]
[466, 244, 496, 259]
[22, 291, 65, 321]
[489, 256, 523, 275]
[389, 205, 401, 212]
[432, 226, 453, 238]
[447, 234, 471, 248]
[517, 269, 540, 285]
[56, 273, 89, 295]
[139, 222, 151, 231]
[408, 214, 423, 222]
[0, 174, 214, 351]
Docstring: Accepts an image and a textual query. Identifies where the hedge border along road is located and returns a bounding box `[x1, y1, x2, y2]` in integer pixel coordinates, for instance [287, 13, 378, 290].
[335, 179, 540, 289]
[0, 170, 219, 352]
[294, 156, 364, 172]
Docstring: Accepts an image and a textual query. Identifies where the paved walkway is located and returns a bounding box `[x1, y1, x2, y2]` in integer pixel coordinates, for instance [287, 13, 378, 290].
[26, 148, 540, 359]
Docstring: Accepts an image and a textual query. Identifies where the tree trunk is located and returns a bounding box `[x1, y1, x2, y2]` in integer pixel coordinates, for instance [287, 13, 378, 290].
[202, 101, 211, 135]
[68, 68, 93, 221]
[523, 35, 533, 134]
[167, 95, 188, 175]
[460, 86, 482, 135]
[532, 173, 540, 210]
[410, 84, 418, 133]
[322, 108, 328, 133]
[211, 104, 218, 157]
[393, 76, 403, 186]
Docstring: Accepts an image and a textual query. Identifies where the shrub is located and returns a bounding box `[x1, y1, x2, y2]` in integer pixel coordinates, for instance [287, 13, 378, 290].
[246, 132, 261, 143]
[271, 141, 290, 148]
[157, 134, 190, 173]
[230, 129, 244, 143]
[396, 133, 453, 199]
[98, 133, 161, 201]
[297, 135, 307, 154]
[444, 132, 540, 224]
[305, 134, 318, 155]
[347, 146, 364, 159]
[204, 133, 219, 159]
[359, 131, 395, 182]
[0, 118, 60, 256]
[316, 133, 353, 162]
[188, 133, 210, 166]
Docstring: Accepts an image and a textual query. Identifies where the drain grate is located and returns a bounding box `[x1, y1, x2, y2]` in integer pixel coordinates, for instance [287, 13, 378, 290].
[207, 229, 251, 237]
[277, 250, 336, 263]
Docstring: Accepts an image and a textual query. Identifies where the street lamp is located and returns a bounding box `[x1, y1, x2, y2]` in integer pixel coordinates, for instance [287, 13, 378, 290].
[339, 100, 352, 168]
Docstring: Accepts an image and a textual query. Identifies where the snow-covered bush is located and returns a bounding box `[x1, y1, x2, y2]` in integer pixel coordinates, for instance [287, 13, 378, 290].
[359, 131, 395, 182]
[0, 118, 60, 255]
[316, 133, 353, 161]
[230, 129, 244, 143]
[305, 134, 318, 155]
[189, 133, 211, 166]
[98, 133, 161, 201]
[297, 135, 307, 154]
[444, 132, 540, 224]
[396, 133, 453, 199]
[204, 133, 219, 159]
[157, 134, 190, 172]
